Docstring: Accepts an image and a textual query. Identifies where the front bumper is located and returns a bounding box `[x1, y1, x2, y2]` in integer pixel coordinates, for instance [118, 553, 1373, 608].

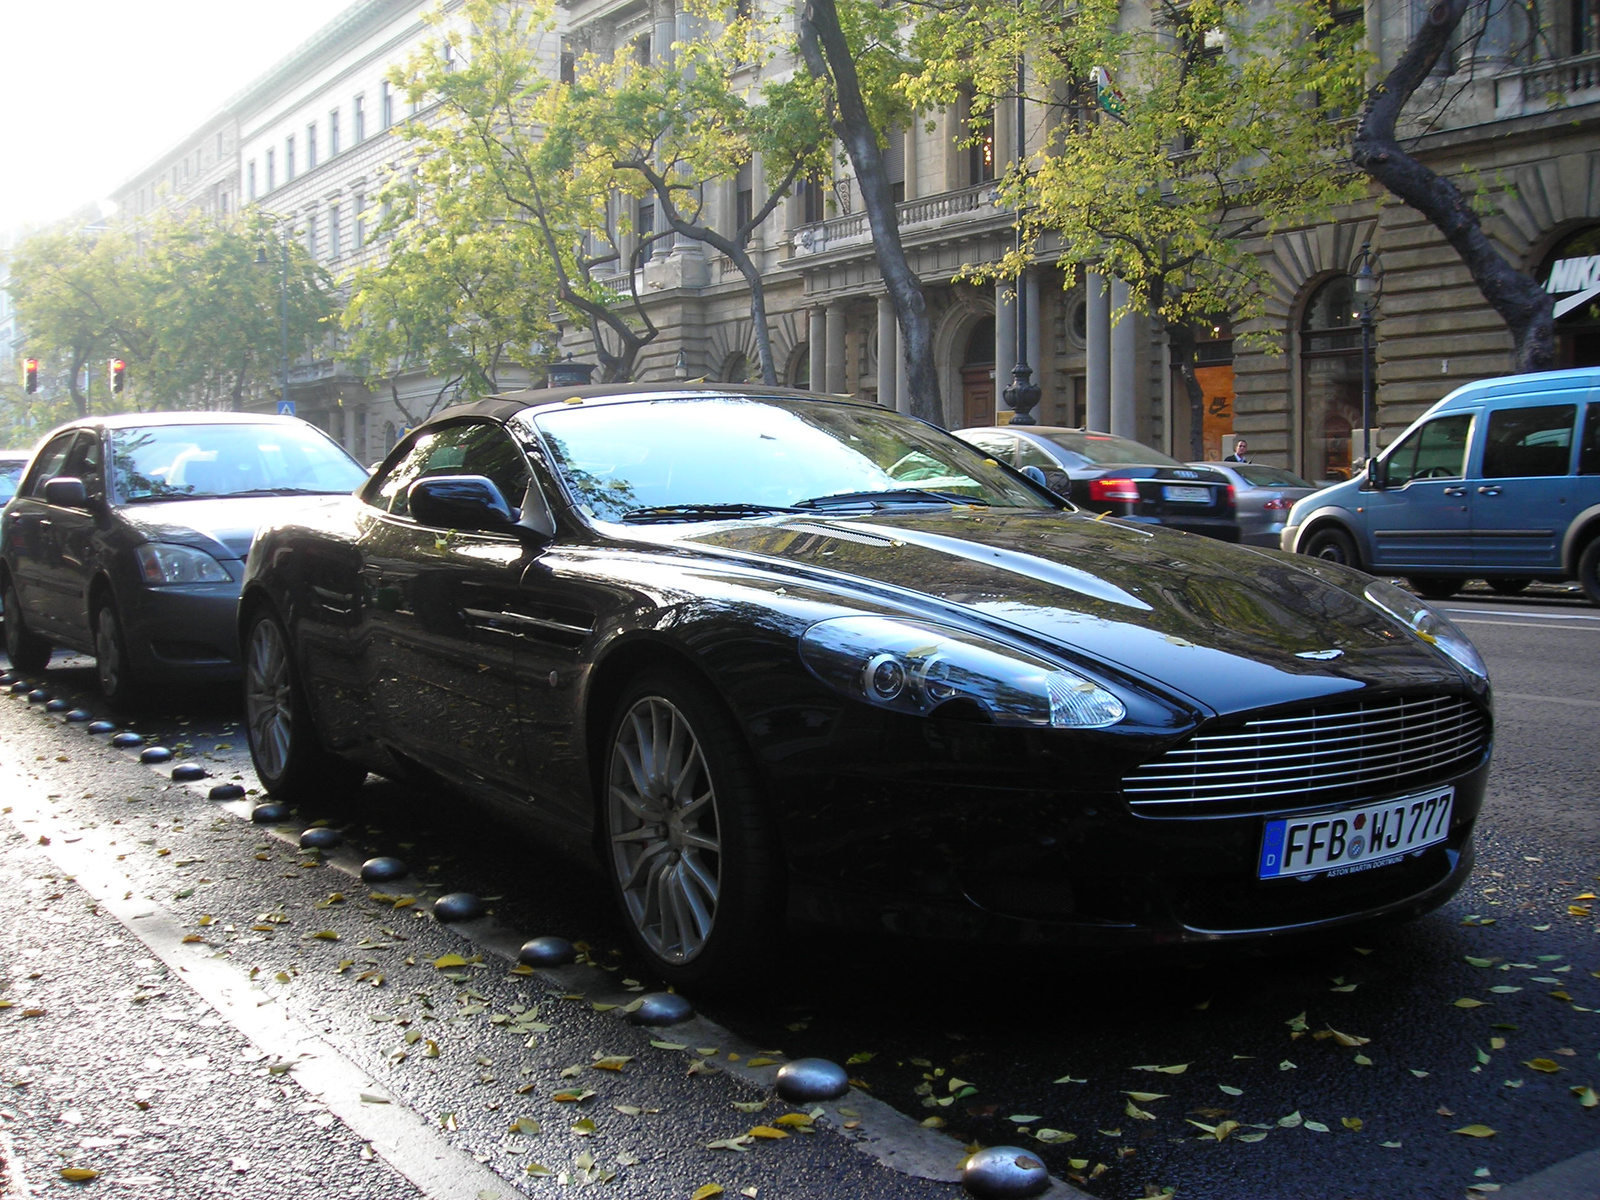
[121, 579, 245, 682]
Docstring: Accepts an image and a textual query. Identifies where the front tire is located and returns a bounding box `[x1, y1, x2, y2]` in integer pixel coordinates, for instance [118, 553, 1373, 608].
[95, 598, 147, 708]
[3, 578, 51, 674]
[1579, 538, 1600, 608]
[1303, 526, 1359, 568]
[602, 669, 780, 989]
[1409, 577, 1465, 601]
[1485, 577, 1532, 596]
[243, 606, 365, 798]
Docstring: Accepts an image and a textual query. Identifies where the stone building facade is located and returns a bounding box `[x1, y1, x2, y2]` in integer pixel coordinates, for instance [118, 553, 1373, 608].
[95, 0, 1600, 481]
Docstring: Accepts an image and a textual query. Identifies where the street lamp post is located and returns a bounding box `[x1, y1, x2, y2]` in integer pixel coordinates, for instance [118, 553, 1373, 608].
[1350, 241, 1384, 467]
[1001, 52, 1040, 426]
[255, 222, 291, 414]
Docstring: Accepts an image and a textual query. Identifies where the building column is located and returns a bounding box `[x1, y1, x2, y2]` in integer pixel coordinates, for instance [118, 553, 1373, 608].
[1110, 276, 1136, 439]
[994, 280, 1016, 421]
[876, 295, 898, 412]
[1085, 272, 1110, 431]
[808, 306, 827, 392]
[824, 304, 848, 394]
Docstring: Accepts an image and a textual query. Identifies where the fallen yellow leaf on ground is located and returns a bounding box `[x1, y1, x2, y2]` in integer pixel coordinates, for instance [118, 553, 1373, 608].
[1454, 1124, 1497, 1138]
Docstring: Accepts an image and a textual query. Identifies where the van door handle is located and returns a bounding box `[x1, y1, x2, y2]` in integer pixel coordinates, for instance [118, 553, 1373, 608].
[1442, 486, 1467, 497]
[1476, 486, 1502, 497]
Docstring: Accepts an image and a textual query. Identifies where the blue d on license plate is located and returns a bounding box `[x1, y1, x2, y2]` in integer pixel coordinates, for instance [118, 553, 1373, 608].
[1258, 786, 1454, 879]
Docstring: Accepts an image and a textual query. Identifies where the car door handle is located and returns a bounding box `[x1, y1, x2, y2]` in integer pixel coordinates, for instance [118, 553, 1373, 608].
[1442, 486, 1467, 497]
[1475, 486, 1502, 497]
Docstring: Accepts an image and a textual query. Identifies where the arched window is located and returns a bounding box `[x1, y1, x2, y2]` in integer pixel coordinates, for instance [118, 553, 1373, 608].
[1299, 276, 1362, 483]
[787, 344, 810, 389]
[719, 351, 749, 384]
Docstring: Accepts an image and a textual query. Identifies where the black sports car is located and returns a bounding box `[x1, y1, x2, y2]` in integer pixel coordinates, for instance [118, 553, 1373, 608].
[240, 386, 1492, 986]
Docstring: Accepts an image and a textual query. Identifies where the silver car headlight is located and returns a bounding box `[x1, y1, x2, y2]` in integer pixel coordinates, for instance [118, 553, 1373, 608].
[134, 542, 232, 585]
[1363, 580, 1488, 685]
[799, 615, 1126, 728]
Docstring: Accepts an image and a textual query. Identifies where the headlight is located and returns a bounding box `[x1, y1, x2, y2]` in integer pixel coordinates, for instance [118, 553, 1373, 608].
[799, 616, 1126, 728]
[134, 542, 232, 585]
[1363, 580, 1488, 684]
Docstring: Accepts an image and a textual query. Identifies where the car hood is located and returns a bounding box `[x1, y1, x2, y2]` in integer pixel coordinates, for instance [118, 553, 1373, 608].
[670, 509, 1469, 717]
[120, 494, 351, 561]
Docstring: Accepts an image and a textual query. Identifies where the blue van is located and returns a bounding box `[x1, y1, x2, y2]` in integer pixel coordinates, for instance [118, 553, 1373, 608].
[1282, 367, 1600, 604]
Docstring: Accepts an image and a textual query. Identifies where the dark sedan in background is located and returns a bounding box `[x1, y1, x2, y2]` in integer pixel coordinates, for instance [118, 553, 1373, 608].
[240, 386, 1491, 988]
[0, 412, 368, 705]
[1191, 461, 1317, 548]
[959, 425, 1239, 540]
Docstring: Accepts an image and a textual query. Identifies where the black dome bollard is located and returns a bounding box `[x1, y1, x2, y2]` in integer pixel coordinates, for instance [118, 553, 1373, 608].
[432, 892, 485, 922]
[299, 827, 343, 850]
[775, 1058, 850, 1102]
[960, 1146, 1051, 1199]
[360, 856, 408, 883]
[517, 936, 577, 968]
[251, 802, 291, 824]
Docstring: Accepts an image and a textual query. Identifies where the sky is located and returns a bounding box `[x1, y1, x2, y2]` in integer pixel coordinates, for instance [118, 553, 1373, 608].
[0, 1, 353, 236]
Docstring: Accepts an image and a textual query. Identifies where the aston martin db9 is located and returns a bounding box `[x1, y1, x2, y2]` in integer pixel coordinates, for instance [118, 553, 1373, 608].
[240, 386, 1492, 986]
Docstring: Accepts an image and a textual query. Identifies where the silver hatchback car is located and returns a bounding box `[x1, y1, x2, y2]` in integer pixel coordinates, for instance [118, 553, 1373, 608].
[1191, 461, 1316, 548]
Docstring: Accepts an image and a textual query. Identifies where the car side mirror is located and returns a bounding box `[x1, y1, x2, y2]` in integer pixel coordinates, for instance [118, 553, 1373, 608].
[43, 476, 90, 509]
[1021, 465, 1048, 487]
[1362, 459, 1385, 491]
[408, 475, 517, 533]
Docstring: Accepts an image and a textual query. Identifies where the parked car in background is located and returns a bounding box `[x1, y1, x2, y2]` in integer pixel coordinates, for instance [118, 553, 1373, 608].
[1191, 461, 1317, 548]
[0, 412, 369, 704]
[1283, 367, 1600, 603]
[960, 425, 1239, 541]
[242, 385, 1489, 987]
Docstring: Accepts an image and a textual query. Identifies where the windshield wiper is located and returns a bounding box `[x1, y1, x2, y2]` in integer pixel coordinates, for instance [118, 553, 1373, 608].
[792, 489, 990, 509]
[618, 503, 809, 524]
[221, 487, 341, 497]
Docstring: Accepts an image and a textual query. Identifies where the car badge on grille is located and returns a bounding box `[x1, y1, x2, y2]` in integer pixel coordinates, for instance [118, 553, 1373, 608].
[1295, 648, 1344, 660]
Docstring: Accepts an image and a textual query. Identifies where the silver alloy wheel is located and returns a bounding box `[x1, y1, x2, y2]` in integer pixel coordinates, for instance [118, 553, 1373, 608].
[95, 606, 122, 696]
[245, 618, 294, 782]
[607, 696, 722, 965]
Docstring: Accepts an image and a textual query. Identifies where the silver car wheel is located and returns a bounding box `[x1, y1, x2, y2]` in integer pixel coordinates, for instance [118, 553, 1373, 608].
[245, 618, 294, 782]
[607, 696, 722, 965]
[94, 610, 122, 696]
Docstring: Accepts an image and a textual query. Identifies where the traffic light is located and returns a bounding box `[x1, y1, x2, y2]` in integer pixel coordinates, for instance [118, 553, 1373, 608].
[22, 358, 38, 394]
[110, 359, 126, 394]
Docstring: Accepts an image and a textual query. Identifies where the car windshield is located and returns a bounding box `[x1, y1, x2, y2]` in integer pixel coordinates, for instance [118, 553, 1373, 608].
[1233, 464, 1313, 489]
[111, 423, 369, 503]
[529, 397, 1054, 522]
[1033, 431, 1185, 467]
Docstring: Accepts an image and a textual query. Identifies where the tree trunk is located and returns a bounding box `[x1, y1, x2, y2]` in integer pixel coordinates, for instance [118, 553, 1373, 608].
[1165, 322, 1207, 461]
[798, 0, 943, 425]
[69, 349, 88, 419]
[1351, 0, 1554, 372]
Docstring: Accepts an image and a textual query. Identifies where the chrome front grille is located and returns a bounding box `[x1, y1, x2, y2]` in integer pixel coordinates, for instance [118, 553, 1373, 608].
[1122, 694, 1490, 817]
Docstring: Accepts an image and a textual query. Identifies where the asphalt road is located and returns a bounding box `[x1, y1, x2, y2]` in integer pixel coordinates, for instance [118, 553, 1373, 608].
[1, 581, 1597, 1200]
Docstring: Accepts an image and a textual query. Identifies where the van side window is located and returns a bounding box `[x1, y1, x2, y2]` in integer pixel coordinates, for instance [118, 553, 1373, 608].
[1383, 414, 1472, 487]
[1482, 404, 1575, 478]
[1581, 403, 1600, 475]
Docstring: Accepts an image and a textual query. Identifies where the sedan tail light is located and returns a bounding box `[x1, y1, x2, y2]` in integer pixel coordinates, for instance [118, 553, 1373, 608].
[1261, 497, 1292, 511]
[1088, 477, 1141, 503]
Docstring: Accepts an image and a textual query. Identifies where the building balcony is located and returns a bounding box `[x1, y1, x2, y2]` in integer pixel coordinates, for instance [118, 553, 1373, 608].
[788, 181, 1006, 258]
[1495, 50, 1600, 114]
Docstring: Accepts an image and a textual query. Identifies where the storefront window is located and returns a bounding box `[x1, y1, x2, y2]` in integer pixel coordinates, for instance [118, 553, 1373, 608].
[1539, 225, 1600, 368]
[1299, 275, 1362, 483]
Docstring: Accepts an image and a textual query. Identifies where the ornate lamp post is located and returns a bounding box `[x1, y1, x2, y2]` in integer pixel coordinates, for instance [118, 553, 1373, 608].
[1350, 241, 1384, 466]
[1001, 52, 1040, 425]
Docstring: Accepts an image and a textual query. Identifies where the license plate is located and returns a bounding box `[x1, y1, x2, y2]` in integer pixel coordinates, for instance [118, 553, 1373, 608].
[1258, 787, 1454, 880]
[1162, 485, 1211, 504]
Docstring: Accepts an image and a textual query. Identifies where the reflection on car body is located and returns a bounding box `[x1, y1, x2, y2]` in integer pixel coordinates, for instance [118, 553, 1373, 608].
[240, 386, 1492, 988]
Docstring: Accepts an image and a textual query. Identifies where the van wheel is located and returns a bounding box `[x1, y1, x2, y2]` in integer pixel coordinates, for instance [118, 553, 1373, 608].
[1408, 577, 1464, 601]
[1485, 577, 1532, 596]
[1579, 539, 1600, 608]
[1303, 527, 1359, 568]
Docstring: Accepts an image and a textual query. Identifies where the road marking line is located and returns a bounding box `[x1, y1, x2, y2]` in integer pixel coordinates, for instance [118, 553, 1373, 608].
[0, 769, 517, 1200]
[1496, 692, 1600, 709]
[1444, 608, 1600, 622]
[1450, 618, 1600, 631]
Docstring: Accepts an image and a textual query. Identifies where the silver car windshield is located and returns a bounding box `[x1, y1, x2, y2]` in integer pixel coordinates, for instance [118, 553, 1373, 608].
[112, 424, 369, 503]
[531, 397, 1054, 522]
